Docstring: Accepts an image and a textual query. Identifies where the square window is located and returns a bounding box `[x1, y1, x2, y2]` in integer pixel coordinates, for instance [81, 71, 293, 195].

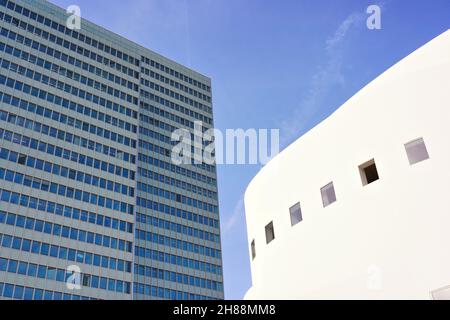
[13, 286, 24, 300]
[359, 159, 379, 186]
[18, 154, 26, 165]
[321, 182, 337, 207]
[289, 202, 302, 226]
[24, 287, 34, 300]
[3, 284, 13, 298]
[265, 221, 275, 244]
[251, 240, 256, 260]
[405, 138, 429, 165]
[34, 289, 43, 300]
[18, 262, 28, 275]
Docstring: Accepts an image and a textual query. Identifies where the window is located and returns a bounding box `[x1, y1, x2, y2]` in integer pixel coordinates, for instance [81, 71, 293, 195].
[289, 202, 303, 226]
[405, 138, 429, 165]
[7, 260, 18, 273]
[265, 221, 275, 244]
[0, 258, 7, 271]
[18, 154, 26, 165]
[34, 289, 43, 300]
[321, 182, 337, 207]
[3, 284, 13, 298]
[24, 287, 34, 300]
[359, 159, 380, 186]
[13, 286, 24, 299]
[27, 264, 37, 277]
[82, 274, 90, 287]
[251, 240, 256, 260]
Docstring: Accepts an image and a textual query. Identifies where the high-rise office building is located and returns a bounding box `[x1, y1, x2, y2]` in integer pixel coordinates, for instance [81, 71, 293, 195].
[0, 0, 223, 300]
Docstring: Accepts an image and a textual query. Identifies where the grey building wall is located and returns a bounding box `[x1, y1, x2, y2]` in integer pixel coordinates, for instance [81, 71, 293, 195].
[0, 0, 223, 300]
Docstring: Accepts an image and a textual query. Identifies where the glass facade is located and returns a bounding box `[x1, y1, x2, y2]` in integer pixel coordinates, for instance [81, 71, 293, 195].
[0, 0, 223, 300]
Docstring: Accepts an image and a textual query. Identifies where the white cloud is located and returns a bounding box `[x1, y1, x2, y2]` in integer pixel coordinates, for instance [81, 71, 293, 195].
[222, 196, 245, 236]
[279, 1, 391, 147]
[325, 12, 365, 52]
[279, 10, 367, 147]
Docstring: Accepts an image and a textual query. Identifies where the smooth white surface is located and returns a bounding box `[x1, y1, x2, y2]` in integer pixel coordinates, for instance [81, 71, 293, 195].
[244, 30, 450, 300]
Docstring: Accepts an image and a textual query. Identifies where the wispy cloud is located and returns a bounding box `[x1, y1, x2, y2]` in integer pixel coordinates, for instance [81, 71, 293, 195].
[279, 10, 367, 147]
[325, 12, 365, 52]
[222, 196, 245, 236]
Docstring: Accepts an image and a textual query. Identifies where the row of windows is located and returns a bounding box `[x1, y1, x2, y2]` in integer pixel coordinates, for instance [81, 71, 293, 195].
[0, 282, 95, 300]
[251, 137, 432, 258]
[0, 185, 133, 233]
[0, 22, 138, 96]
[135, 228, 221, 259]
[138, 125, 184, 154]
[0, 257, 131, 294]
[134, 282, 215, 300]
[0, 127, 135, 181]
[136, 197, 219, 230]
[138, 167, 217, 202]
[0, 44, 138, 105]
[0, 4, 215, 116]
[137, 182, 217, 214]
[0, 231, 132, 273]
[0, 89, 137, 157]
[138, 154, 217, 188]
[141, 56, 210, 93]
[0, 25, 138, 119]
[141, 67, 211, 102]
[0, 107, 135, 166]
[134, 263, 222, 292]
[139, 115, 214, 164]
[139, 111, 218, 177]
[140, 101, 196, 133]
[139, 120, 214, 174]
[138, 126, 178, 149]
[140, 88, 211, 125]
[135, 244, 221, 275]
[0, 167, 133, 215]
[138, 134, 216, 174]
[0, 64, 136, 134]
[0, 2, 139, 74]
[0, 207, 132, 252]
[136, 212, 219, 245]
[2, 1, 214, 113]
[0, 56, 137, 134]
[141, 77, 210, 109]
[0, 146, 134, 197]
[140, 89, 212, 123]
[140, 100, 210, 133]
[0, 92, 136, 152]
[139, 112, 189, 145]
[1, 58, 138, 116]
[2, 0, 139, 66]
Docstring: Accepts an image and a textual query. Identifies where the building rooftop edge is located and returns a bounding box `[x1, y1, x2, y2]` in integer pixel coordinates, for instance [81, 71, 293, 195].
[23, 0, 211, 82]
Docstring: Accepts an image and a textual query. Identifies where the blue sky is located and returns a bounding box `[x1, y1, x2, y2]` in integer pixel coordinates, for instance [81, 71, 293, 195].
[50, 0, 450, 299]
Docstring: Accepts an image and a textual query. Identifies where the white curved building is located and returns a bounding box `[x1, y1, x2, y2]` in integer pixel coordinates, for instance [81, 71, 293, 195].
[244, 30, 450, 300]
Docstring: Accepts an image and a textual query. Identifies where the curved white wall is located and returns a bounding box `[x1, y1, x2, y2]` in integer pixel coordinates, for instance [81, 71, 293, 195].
[244, 30, 450, 300]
